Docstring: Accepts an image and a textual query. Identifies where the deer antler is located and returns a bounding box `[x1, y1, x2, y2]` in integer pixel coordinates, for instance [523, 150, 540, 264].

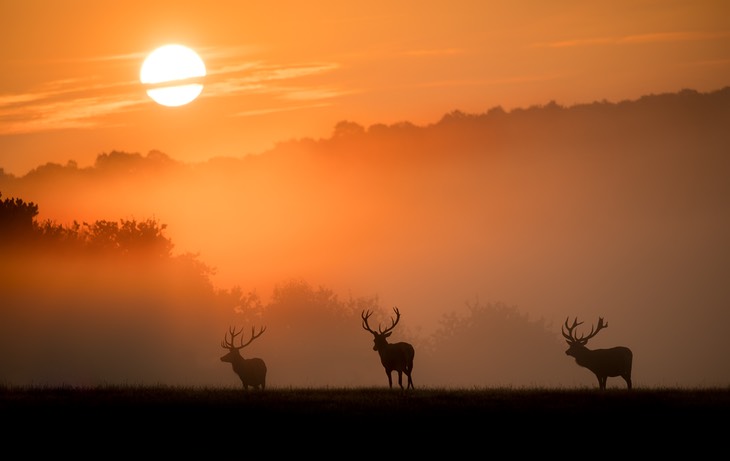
[362, 310, 376, 334]
[222, 326, 243, 350]
[562, 317, 582, 343]
[240, 325, 266, 348]
[221, 325, 266, 350]
[362, 307, 402, 334]
[562, 317, 608, 345]
[379, 307, 402, 334]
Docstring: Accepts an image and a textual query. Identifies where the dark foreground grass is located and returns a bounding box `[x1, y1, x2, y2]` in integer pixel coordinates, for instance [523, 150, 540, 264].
[2, 386, 728, 451]
[3, 385, 728, 416]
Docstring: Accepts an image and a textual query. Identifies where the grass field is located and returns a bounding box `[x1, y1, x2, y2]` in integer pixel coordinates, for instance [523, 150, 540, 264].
[3, 386, 727, 418]
[3, 385, 728, 451]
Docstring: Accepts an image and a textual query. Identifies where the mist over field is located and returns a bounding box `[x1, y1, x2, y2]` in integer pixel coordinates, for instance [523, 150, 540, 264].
[1, 87, 729, 388]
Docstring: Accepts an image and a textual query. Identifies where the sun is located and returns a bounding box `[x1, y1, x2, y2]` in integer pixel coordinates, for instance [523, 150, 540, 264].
[140, 44, 206, 107]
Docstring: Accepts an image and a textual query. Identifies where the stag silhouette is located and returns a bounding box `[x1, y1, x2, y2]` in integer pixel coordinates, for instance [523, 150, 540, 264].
[361, 307, 415, 390]
[220, 325, 267, 390]
[562, 317, 633, 390]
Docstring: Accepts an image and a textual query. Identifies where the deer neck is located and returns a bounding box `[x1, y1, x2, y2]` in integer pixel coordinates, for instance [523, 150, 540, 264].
[376, 342, 392, 357]
[571, 346, 595, 365]
[229, 353, 247, 367]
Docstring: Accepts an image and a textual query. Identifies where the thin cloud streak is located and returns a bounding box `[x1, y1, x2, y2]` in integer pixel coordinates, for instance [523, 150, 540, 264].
[243, 63, 341, 83]
[1, 96, 145, 135]
[0, 75, 147, 135]
[206, 62, 262, 77]
[0, 50, 343, 136]
[684, 57, 730, 67]
[233, 102, 332, 118]
[401, 48, 466, 57]
[413, 74, 563, 90]
[534, 30, 730, 48]
[281, 88, 354, 101]
[79, 51, 150, 63]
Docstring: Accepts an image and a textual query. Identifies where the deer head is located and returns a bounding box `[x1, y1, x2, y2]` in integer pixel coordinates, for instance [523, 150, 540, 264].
[220, 325, 267, 364]
[562, 316, 607, 355]
[361, 307, 402, 351]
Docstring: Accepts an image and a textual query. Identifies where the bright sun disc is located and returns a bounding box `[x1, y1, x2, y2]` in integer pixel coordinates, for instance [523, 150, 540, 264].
[140, 44, 206, 107]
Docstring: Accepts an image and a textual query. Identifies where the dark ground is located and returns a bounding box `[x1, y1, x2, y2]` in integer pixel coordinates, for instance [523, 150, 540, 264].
[2, 386, 727, 453]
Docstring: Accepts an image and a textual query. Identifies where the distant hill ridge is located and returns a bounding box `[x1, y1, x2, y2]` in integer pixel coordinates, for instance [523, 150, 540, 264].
[1, 85, 728, 179]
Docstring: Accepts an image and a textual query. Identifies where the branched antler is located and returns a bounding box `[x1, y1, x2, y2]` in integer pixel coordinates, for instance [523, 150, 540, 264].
[361, 307, 401, 334]
[221, 325, 267, 350]
[562, 317, 607, 345]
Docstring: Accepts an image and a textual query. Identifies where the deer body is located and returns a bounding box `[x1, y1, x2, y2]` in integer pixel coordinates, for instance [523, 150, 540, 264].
[220, 326, 267, 390]
[563, 317, 633, 390]
[221, 352, 267, 390]
[362, 307, 415, 389]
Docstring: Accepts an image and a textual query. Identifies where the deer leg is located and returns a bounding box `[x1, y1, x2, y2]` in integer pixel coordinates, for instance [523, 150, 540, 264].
[623, 375, 632, 390]
[386, 370, 393, 388]
[405, 363, 414, 389]
[397, 371, 404, 389]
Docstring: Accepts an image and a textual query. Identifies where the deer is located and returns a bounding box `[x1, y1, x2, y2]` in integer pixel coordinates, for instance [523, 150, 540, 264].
[562, 316, 633, 390]
[361, 307, 415, 390]
[220, 325, 267, 390]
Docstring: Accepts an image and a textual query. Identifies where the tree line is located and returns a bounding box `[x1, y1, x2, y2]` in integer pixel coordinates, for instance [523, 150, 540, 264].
[0, 192, 583, 388]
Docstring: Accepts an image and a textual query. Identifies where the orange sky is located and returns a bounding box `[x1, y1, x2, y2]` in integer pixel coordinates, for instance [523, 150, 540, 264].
[1, 0, 728, 176]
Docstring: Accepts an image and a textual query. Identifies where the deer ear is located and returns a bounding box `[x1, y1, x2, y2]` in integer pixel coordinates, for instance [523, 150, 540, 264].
[385, 332, 392, 338]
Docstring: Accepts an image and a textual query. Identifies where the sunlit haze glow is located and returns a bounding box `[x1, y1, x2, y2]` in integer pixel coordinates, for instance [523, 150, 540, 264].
[0, 1, 728, 389]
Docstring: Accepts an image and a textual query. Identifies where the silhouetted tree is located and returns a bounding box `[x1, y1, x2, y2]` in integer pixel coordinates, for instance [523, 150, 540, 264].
[333, 120, 365, 138]
[0, 192, 38, 242]
[81, 218, 174, 258]
[251, 278, 388, 386]
[35, 219, 82, 246]
[420, 298, 576, 387]
[0, 192, 230, 386]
